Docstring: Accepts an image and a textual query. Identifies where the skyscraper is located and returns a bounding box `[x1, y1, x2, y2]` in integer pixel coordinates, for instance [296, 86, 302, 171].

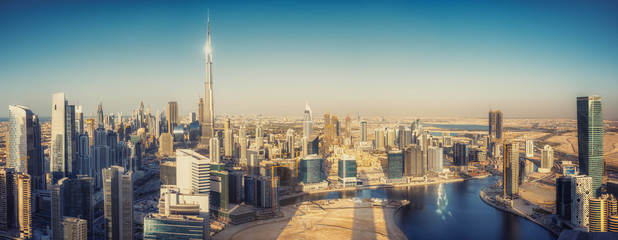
[387, 151, 404, 179]
[176, 149, 211, 195]
[303, 101, 313, 139]
[360, 120, 367, 142]
[525, 140, 534, 157]
[8, 105, 44, 190]
[62, 217, 88, 240]
[52, 177, 94, 240]
[299, 154, 323, 184]
[338, 155, 357, 187]
[210, 137, 220, 163]
[570, 175, 593, 227]
[51, 93, 77, 184]
[403, 144, 424, 177]
[198, 98, 204, 123]
[453, 142, 469, 166]
[504, 142, 519, 198]
[577, 96, 604, 197]
[97, 102, 104, 128]
[489, 110, 503, 139]
[103, 166, 133, 240]
[428, 146, 444, 173]
[167, 101, 178, 134]
[201, 16, 215, 146]
[540, 145, 554, 173]
[15, 173, 31, 239]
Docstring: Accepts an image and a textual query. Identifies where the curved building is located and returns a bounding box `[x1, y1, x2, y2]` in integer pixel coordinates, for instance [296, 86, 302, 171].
[609, 215, 618, 233]
[173, 125, 186, 142]
[589, 197, 607, 232]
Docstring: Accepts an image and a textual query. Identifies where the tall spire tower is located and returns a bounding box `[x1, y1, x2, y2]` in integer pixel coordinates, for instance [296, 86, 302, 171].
[201, 12, 215, 146]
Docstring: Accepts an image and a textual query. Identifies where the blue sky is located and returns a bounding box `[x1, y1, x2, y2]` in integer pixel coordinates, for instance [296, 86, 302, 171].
[1, 0, 617, 119]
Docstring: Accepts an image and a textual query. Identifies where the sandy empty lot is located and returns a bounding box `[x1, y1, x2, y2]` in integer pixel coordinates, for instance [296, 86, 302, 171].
[545, 132, 618, 170]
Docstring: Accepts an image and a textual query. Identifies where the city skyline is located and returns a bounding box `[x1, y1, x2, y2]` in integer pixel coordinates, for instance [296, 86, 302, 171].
[1, 0, 618, 119]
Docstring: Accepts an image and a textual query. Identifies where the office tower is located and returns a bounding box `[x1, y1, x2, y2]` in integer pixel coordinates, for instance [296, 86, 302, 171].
[453, 142, 469, 166]
[571, 175, 593, 227]
[239, 125, 248, 163]
[8, 105, 44, 190]
[190, 112, 197, 122]
[589, 196, 608, 232]
[345, 115, 351, 137]
[556, 176, 572, 221]
[224, 129, 233, 157]
[210, 137, 220, 163]
[52, 177, 94, 240]
[0, 168, 16, 231]
[360, 120, 367, 142]
[387, 150, 404, 179]
[210, 162, 229, 211]
[577, 96, 604, 197]
[255, 124, 264, 148]
[200, 17, 215, 146]
[503, 142, 519, 198]
[301, 137, 308, 158]
[338, 155, 357, 187]
[62, 217, 87, 240]
[428, 146, 444, 173]
[158, 186, 209, 218]
[303, 101, 313, 139]
[299, 154, 323, 184]
[539, 145, 554, 173]
[158, 133, 173, 155]
[256, 176, 278, 209]
[228, 171, 244, 204]
[97, 102, 104, 128]
[489, 110, 503, 139]
[76, 134, 90, 176]
[167, 101, 178, 134]
[75, 105, 84, 134]
[103, 166, 133, 240]
[375, 128, 385, 150]
[176, 149, 210, 194]
[525, 140, 534, 157]
[51, 93, 77, 184]
[286, 129, 294, 156]
[403, 145, 423, 177]
[143, 214, 207, 240]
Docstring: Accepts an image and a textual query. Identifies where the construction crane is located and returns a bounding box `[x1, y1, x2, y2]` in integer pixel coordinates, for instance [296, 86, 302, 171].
[265, 161, 298, 212]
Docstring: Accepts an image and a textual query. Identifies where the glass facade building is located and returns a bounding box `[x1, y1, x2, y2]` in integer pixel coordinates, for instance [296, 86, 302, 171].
[143, 214, 206, 240]
[387, 151, 403, 179]
[577, 96, 604, 197]
[300, 154, 323, 184]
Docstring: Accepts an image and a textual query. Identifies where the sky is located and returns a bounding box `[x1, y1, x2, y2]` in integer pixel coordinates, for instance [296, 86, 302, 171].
[1, 0, 618, 119]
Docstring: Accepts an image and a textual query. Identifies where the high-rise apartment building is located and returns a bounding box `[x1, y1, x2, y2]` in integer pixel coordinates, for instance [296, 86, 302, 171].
[403, 144, 424, 177]
[8, 105, 44, 190]
[589, 196, 608, 232]
[15, 173, 31, 239]
[503, 143, 519, 198]
[525, 140, 534, 157]
[539, 145, 554, 173]
[52, 177, 94, 240]
[489, 110, 503, 139]
[210, 137, 220, 163]
[577, 96, 604, 197]
[51, 93, 77, 185]
[103, 166, 133, 240]
[453, 142, 469, 166]
[428, 147, 444, 173]
[62, 217, 88, 240]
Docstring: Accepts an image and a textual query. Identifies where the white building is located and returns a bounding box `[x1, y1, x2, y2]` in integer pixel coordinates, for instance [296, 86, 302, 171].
[539, 145, 554, 173]
[570, 175, 593, 228]
[176, 149, 211, 194]
[525, 140, 534, 157]
[303, 101, 313, 139]
[428, 147, 444, 173]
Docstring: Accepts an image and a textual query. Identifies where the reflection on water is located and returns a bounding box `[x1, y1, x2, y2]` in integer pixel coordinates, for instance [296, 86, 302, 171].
[435, 183, 452, 221]
[280, 176, 557, 240]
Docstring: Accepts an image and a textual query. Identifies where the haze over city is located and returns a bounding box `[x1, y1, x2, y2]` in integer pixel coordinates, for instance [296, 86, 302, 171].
[2, 0, 618, 119]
